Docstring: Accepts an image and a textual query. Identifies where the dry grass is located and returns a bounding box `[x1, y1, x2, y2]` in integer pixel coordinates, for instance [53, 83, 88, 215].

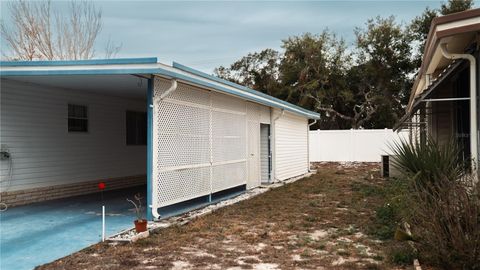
[37, 163, 409, 270]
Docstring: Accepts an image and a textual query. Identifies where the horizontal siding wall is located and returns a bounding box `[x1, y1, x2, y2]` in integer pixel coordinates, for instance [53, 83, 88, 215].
[0, 79, 146, 192]
[274, 111, 308, 180]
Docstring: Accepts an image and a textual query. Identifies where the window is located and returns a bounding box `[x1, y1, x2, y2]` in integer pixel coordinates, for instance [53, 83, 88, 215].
[126, 111, 147, 145]
[68, 104, 88, 132]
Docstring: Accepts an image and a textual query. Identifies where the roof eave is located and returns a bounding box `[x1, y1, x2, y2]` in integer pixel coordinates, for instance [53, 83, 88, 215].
[0, 58, 320, 120]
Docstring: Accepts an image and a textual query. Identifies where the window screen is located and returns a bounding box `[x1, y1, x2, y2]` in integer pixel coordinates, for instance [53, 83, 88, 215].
[126, 111, 147, 145]
[68, 104, 88, 132]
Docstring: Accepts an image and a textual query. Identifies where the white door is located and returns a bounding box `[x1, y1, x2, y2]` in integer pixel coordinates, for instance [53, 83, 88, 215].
[247, 121, 260, 188]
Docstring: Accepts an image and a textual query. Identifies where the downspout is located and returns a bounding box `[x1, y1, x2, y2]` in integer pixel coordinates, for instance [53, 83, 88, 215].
[271, 109, 285, 182]
[440, 44, 478, 175]
[159, 79, 178, 101]
[152, 78, 178, 220]
[307, 120, 317, 172]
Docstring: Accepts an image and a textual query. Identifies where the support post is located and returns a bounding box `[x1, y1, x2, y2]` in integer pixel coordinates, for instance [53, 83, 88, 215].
[146, 78, 153, 221]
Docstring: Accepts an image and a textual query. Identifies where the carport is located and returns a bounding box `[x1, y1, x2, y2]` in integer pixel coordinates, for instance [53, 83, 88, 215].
[1, 57, 319, 221]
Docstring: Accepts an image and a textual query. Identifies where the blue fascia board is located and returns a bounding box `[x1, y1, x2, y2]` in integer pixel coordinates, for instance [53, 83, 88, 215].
[0, 57, 158, 67]
[172, 62, 320, 119]
[0, 68, 160, 76]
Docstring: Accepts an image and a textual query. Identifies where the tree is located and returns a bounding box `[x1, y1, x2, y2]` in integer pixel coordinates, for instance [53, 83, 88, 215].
[213, 1, 473, 130]
[279, 32, 354, 129]
[1, 0, 120, 60]
[215, 21, 414, 129]
[214, 49, 282, 97]
[353, 16, 414, 128]
[440, 0, 473, 15]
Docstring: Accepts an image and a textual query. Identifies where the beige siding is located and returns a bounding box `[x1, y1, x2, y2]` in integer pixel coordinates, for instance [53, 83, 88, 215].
[274, 111, 308, 180]
[0, 79, 146, 192]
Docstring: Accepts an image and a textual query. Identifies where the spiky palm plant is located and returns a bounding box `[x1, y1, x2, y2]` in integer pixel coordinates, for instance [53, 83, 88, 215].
[389, 137, 469, 187]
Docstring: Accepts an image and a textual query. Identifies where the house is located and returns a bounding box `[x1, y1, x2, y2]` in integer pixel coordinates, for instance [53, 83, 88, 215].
[396, 8, 480, 170]
[0, 58, 320, 220]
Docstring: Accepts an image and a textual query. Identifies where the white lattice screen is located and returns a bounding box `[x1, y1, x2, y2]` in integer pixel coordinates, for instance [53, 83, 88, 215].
[152, 77, 247, 208]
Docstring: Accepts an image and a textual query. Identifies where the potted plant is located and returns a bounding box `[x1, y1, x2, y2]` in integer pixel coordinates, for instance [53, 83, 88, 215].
[127, 193, 147, 233]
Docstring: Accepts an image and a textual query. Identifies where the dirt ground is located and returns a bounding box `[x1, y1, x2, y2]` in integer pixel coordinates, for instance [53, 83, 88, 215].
[37, 163, 409, 270]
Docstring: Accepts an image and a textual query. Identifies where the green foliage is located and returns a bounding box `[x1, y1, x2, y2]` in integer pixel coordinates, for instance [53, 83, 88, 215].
[388, 139, 480, 269]
[389, 244, 417, 265]
[216, 22, 413, 129]
[215, 1, 474, 130]
[280, 32, 354, 129]
[352, 16, 414, 128]
[440, 0, 474, 15]
[214, 49, 281, 97]
[389, 137, 469, 186]
[368, 178, 409, 240]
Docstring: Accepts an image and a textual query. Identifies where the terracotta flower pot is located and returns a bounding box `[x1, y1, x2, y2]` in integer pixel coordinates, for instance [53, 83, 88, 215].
[134, 219, 147, 233]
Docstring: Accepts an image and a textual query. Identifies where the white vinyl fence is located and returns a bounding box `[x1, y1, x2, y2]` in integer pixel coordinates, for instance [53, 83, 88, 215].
[309, 129, 410, 162]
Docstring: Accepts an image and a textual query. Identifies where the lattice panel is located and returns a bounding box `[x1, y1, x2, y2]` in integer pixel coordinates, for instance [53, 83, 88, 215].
[157, 102, 210, 168]
[210, 92, 247, 193]
[212, 162, 246, 193]
[153, 78, 211, 207]
[156, 77, 210, 106]
[247, 102, 262, 122]
[212, 110, 246, 162]
[153, 77, 248, 209]
[212, 92, 246, 113]
[157, 167, 211, 206]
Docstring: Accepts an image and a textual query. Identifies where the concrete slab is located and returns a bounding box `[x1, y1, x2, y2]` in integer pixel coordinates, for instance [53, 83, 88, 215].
[0, 185, 146, 270]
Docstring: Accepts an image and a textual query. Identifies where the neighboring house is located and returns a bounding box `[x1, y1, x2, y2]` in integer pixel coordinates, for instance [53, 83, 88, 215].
[0, 58, 319, 220]
[396, 9, 480, 167]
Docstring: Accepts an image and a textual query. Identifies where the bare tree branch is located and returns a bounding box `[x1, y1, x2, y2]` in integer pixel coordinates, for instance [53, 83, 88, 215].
[104, 37, 122, 59]
[308, 85, 379, 129]
[1, 0, 113, 61]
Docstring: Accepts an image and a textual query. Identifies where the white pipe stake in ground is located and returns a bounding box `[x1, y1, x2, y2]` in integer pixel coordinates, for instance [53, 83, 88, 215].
[102, 205, 105, 242]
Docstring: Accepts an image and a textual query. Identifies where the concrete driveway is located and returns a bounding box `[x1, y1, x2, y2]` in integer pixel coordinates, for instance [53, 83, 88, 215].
[0, 186, 146, 270]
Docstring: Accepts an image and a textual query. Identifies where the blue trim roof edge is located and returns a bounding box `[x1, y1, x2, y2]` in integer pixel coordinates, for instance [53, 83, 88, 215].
[0, 57, 158, 67]
[172, 62, 320, 119]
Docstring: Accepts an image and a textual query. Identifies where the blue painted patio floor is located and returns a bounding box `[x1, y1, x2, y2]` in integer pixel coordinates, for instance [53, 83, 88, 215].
[0, 185, 245, 270]
[1, 186, 146, 270]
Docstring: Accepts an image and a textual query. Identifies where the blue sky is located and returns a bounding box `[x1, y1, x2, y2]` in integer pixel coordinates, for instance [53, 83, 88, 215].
[1, 1, 477, 72]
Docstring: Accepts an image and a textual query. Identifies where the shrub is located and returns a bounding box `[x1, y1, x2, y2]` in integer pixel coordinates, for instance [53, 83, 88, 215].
[390, 138, 480, 269]
[389, 243, 417, 265]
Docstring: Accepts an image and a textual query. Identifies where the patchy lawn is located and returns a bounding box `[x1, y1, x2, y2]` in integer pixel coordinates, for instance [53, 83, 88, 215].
[37, 163, 409, 270]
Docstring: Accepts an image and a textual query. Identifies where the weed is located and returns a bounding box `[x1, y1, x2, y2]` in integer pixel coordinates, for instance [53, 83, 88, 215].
[308, 201, 320, 207]
[337, 250, 351, 256]
[389, 245, 416, 266]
